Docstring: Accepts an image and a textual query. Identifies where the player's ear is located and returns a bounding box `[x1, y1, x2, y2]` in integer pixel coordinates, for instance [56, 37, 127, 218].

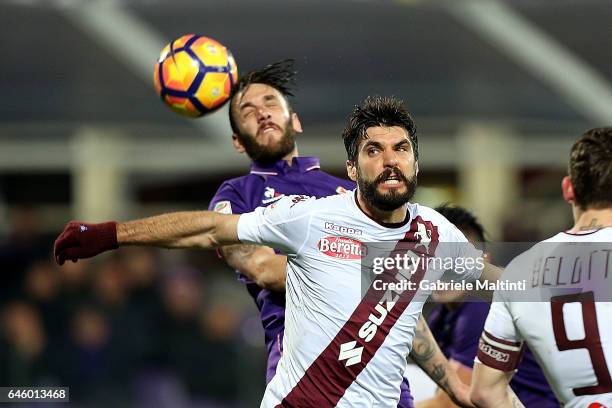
[291, 112, 303, 134]
[415, 161, 419, 176]
[232, 134, 246, 154]
[561, 176, 575, 204]
[346, 160, 358, 181]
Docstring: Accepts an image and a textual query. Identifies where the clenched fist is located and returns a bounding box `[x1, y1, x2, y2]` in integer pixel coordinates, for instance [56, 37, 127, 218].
[54, 221, 118, 265]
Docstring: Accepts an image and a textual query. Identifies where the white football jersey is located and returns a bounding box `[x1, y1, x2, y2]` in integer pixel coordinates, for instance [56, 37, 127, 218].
[480, 227, 612, 408]
[238, 191, 482, 407]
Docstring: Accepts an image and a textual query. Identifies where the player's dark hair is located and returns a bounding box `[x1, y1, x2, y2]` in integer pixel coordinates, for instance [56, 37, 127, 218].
[569, 127, 612, 210]
[342, 96, 418, 163]
[228, 59, 297, 134]
[435, 204, 487, 242]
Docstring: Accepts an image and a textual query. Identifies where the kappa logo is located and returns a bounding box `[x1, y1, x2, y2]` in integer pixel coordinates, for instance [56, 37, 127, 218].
[324, 222, 362, 236]
[318, 236, 367, 260]
[478, 341, 510, 363]
[262, 187, 284, 204]
[414, 222, 432, 252]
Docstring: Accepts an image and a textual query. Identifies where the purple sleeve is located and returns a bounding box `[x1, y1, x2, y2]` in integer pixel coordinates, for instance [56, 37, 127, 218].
[449, 302, 490, 368]
[209, 181, 249, 215]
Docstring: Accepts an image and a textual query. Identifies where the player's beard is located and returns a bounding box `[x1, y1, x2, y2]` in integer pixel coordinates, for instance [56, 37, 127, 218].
[357, 166, 417, 212]
[236, 118, 296, 165]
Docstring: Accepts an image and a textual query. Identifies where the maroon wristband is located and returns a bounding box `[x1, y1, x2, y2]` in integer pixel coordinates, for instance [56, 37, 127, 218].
[96, 221, 119, 251]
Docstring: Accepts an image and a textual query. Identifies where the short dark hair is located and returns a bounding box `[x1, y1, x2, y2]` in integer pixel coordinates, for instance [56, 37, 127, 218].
[569, 127, 612, 210]
[228, 59, 297, 134]
[342, 96, 418, 163]
[435, 204, 486, 242]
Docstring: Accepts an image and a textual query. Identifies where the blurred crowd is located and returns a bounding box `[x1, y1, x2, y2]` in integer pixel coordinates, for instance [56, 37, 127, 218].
[0, 207, 266, 408]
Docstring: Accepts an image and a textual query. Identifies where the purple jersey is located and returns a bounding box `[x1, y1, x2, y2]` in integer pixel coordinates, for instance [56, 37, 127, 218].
[209, 157, 413, 407]
[427, 300, 559, 407]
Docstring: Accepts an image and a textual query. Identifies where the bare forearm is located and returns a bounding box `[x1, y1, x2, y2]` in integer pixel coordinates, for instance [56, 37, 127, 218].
[221, 245, 287, 291]
[416, 360, 473, 408]
[117, 211, 238, 249]
[472, 387, 523, 408]
[410, 317, 469, 406]
[470, 364, 521, 408]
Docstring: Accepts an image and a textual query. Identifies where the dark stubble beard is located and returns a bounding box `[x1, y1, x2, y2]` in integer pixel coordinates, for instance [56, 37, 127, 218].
[357, 166, 417, 212]
[236, 117, 296, 165]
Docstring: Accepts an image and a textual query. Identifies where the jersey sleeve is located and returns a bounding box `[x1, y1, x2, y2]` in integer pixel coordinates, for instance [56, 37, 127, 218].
[442, 223, 484, 282]
[209, 181, 249, 215]
[476, 292, 525, 372]
[237, 195, 315, 255]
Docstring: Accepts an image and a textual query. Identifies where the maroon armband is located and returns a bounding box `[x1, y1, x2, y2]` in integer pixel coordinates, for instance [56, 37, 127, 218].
[476, 330, 525, 372]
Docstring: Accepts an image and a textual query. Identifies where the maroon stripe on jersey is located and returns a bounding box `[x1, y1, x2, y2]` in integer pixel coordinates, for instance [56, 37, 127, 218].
[482, 330, 522, 347]
[275, 216, 439, 408]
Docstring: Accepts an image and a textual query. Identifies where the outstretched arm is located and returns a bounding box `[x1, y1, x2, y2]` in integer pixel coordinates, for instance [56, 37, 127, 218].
[220, 245, 287, 292]
[117, 211, 239, 248]
[54, 211, 241, 265]
[410, 316, 474, 408]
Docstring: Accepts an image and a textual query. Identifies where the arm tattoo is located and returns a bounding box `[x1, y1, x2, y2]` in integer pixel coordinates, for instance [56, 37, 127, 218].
[430, 363, 447, 384]
[410, 320, 459, 401]
[411, 321, 436, 363]
[430, 363, 454, 398]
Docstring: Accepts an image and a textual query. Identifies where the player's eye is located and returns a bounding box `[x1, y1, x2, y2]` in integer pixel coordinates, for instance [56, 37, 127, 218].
[243, 109, 254, 118]
[367, 148, 379, 156]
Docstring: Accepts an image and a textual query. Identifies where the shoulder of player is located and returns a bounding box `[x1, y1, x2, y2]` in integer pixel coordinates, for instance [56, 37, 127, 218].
[509, 232, 567, 264]
[267, 193, 351, 216]
[210, 175, 263, 212]
[216, 173, 262, 190]
[312, 170, 355, 189]
[211, 176, 244, 199]
[412, 204, 460, 232]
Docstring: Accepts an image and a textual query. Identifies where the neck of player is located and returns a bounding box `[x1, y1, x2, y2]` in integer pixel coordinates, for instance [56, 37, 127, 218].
[356, 190, 408, 224]
[570, 207, 612, 233]
[283, 145, 299, 165]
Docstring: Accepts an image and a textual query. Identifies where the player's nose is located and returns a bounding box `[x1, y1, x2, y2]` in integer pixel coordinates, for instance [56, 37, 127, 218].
[256, 107, 271, 121]
[382, 149, 399, 167]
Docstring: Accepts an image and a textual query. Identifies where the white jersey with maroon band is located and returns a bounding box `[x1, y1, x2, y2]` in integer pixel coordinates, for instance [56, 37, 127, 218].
[479, 228, 612, 408]
[237, 191, 482, 407]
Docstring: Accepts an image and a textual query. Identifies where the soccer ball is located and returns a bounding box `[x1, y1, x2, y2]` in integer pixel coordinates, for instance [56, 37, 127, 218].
[153, 34, 238, 117]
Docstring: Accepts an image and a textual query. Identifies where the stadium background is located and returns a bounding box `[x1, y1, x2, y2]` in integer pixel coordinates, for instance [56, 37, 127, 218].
[1, 0, 611, 406]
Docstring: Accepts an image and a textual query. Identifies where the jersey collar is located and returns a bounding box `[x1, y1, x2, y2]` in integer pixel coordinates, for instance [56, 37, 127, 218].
[250, 157, 321, 176]
[352, 190, 414, 229]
